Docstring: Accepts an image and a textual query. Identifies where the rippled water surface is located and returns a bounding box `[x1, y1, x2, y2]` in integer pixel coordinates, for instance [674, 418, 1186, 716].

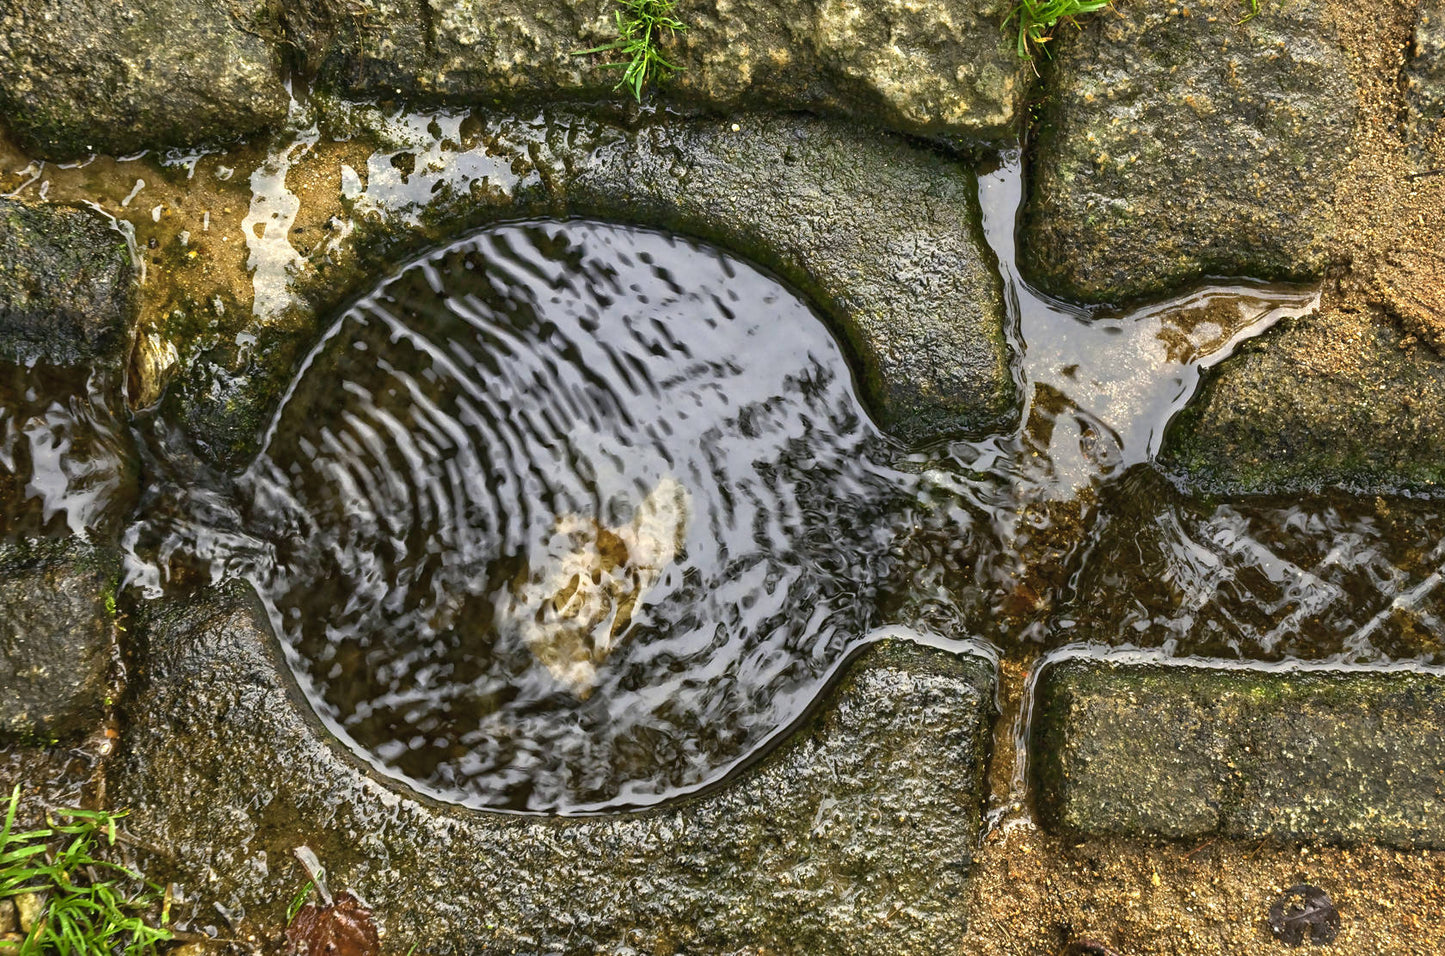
[97, 157, 1445, 815]
[208, 221, 918, 810]
[0, 363, 135, 542]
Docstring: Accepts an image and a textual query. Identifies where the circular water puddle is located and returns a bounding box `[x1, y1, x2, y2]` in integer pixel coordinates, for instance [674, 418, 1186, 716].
[116, 166, 1445, 829]
[242, 219, 916, 812]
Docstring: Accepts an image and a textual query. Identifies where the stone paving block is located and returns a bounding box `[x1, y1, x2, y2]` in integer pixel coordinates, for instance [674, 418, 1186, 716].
[294, 0, 1026, 142]
[0, 0, 289, 159]
[1021, 0, 1355, 304]
[1161, 309, 1445, 495]
[1033, 656, 1445, 847]
[0, 539, 119, 742]
[0, 199, 135, 367]
[117, 586, 998, 954]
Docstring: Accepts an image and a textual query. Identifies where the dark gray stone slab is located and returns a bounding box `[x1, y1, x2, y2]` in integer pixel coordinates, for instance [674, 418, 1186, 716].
[115, 586, 996, 954]
[290, 0, 1026, 142]
[0, 539, 119, 743]
[1161, 309, 1445, 495]
[1033, 656, 1445, 847]
[0, 0, 289, 160]
[0, 199, 135, 367]
[1020, 0, 1355, 304]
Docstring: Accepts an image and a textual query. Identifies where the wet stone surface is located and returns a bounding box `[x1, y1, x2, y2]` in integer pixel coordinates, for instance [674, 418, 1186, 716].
[1033, 656, 1445, 847]
[117, 586, 997, 955]
[0, 538, 119, 743]
[294, 0, 1025, 142]
[155, 109, 1015, 467]
[0, 0, 289, 160]
[2, 0, 1445, 947]
[1021, 0, 1356, 304]
[0, 199, 134, 367]
[1161, 309, 1445, 495]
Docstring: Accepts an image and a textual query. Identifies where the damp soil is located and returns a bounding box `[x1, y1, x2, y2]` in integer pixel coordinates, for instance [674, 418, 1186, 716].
[964, 825, 1445, 956]
[1328, 0, 1445, 354]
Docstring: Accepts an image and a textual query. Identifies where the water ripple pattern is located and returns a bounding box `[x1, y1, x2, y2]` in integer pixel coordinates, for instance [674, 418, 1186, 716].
[0, 364, 135, 541]
[119, 161, 1445, 819]
[240, 220, 919, 812]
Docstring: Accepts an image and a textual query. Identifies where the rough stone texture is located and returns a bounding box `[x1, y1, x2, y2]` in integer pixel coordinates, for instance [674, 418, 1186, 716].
[1020, 0, 1356, 304]
[565, 114, 1015, 445]
[290, 0, 1025, 141]
[0, 539, 119, 743]
[0, 0, 289, 160]
[116, 585, 996, 954]
[0, 199, 135, 367]
[1034, 657, 1445, 847]
[169, 108, 1016, 468]
[1408, 0, 1445, 143]
[1372, 244, 1445, 353]
[1161, 308, 1445, 494]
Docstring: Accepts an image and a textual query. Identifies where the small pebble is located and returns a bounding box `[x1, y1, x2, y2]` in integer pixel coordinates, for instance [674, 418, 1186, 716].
[15, 893, 44, 934]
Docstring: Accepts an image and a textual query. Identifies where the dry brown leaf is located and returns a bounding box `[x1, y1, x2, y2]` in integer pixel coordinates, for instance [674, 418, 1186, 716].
[283, 891, 380, 956]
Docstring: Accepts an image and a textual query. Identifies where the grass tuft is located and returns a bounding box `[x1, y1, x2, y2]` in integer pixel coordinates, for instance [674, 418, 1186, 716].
[286, 880, 316, 923]
[0, 785, 171, 955]
[1006, 0, 1113, 58]
[574, 0, 686, 102]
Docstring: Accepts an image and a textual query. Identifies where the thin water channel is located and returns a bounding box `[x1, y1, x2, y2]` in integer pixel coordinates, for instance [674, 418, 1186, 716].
[7, 140, 1444, 815]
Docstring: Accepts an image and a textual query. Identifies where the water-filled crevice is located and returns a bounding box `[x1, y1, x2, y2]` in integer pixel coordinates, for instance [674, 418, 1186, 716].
[118, 157, 1367, 816]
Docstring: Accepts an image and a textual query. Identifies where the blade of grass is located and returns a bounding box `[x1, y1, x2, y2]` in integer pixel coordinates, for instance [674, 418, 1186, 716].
[571, 0, 686, 102]
[0, 790, 170, 955]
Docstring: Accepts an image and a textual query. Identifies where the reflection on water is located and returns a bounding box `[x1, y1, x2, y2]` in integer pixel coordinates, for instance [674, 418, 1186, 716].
[1067, 468, 1445, 664]
[110, 154, 1445, 814]
[134, 220, 925, 811]
[0, 363, 135, 542]
[886, 159, 1321, 648]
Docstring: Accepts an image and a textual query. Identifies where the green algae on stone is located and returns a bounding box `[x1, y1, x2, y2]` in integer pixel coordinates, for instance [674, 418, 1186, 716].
[1020, 0, 1356, 304]
[1033, 656, 1445, 847]
[1160, 309, 1445, 495]
[116, 585, 996, 954]
[0, 0, 289, 160]
[0, 199, 135, 367]
[0, 538, 120, 743]
[288, 0, 1026, 142]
